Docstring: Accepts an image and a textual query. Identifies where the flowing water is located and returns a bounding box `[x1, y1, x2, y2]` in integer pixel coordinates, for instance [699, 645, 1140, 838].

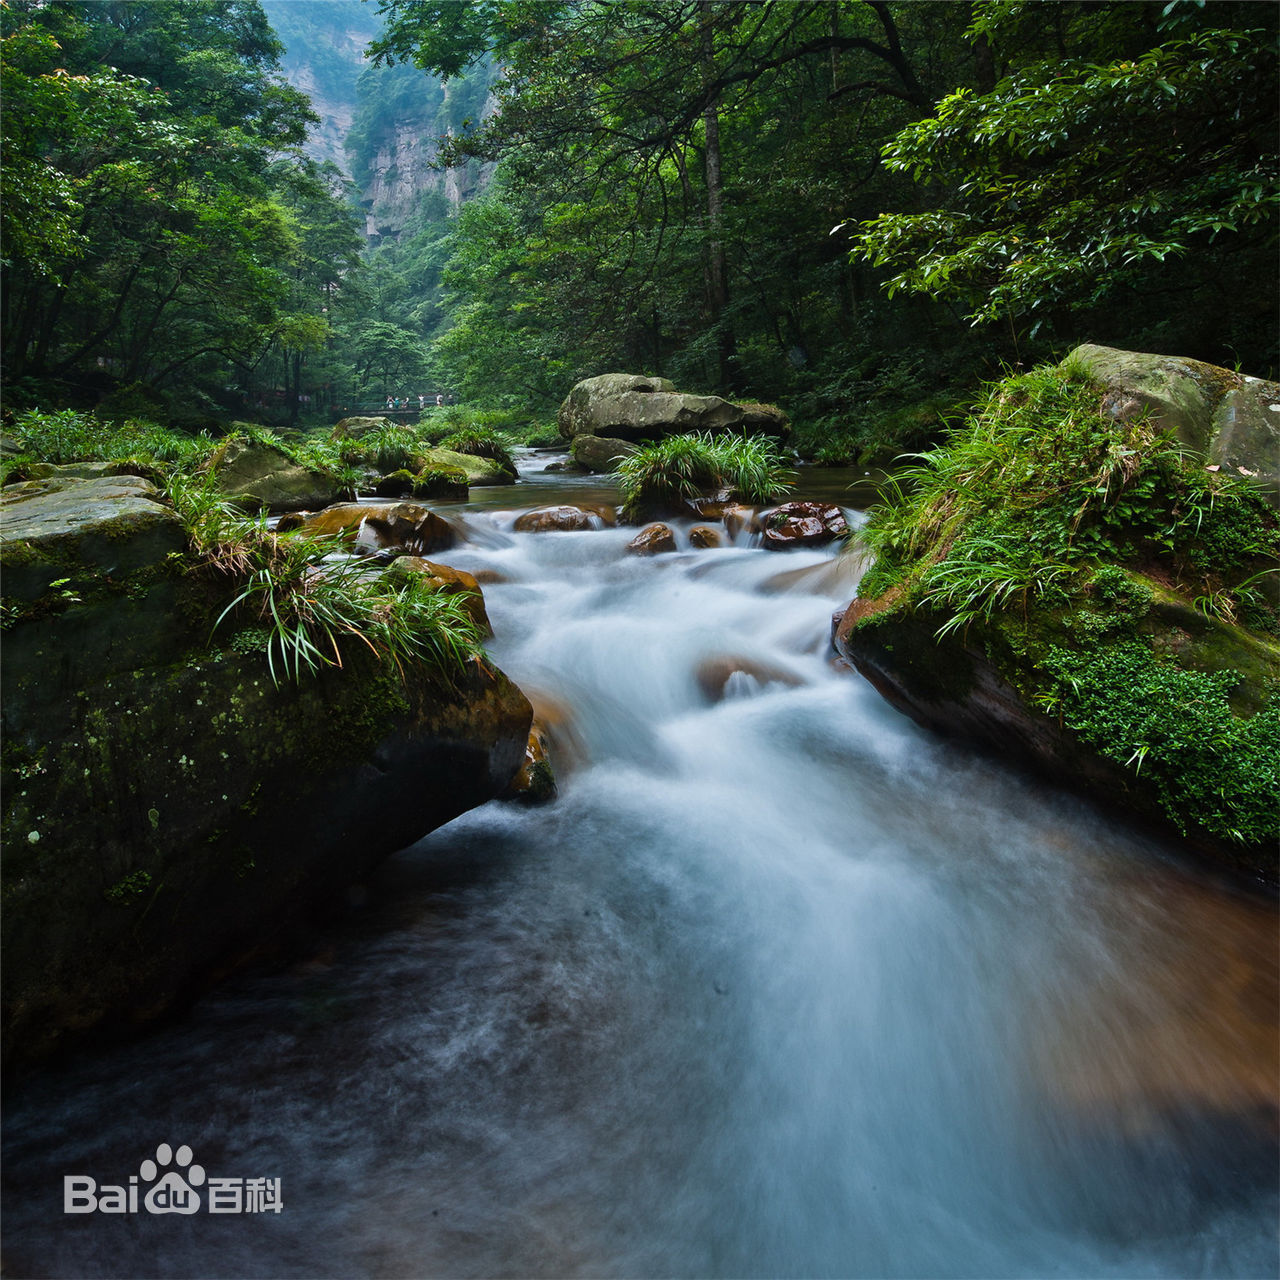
[3, 459, 1277, 1278]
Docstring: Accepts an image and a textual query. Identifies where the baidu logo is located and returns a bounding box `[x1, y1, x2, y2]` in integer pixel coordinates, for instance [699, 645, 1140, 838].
[64, 1144, 282, 1215]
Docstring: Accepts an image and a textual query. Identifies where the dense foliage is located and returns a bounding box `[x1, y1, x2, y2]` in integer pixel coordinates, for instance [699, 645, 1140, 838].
[854, 360, 1280, 847]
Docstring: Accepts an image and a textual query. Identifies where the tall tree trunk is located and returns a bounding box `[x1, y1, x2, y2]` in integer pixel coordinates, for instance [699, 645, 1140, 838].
[699, 0, 737, 394]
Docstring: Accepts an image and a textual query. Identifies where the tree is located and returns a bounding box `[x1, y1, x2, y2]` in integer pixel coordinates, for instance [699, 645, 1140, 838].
[852, 1, 1279, 368]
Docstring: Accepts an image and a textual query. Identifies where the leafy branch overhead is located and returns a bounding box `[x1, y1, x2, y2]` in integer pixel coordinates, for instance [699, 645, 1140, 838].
[851, 14, 1279, 329]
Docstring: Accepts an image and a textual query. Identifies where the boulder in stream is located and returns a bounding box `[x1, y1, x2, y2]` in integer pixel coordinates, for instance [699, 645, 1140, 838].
[0, 475, 532, 1070]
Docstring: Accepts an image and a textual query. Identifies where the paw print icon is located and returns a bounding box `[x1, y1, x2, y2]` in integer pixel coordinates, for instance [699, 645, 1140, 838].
[140, 1143, 205, 1215]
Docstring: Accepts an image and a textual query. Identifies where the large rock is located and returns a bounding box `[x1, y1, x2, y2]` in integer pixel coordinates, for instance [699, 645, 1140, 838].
[571, 434, 635, 473]
[208, 438, 340, 514]
[418, 446, 516, 487]
[332, 415, 393, 439]
[1, 484, 532, 1070]
[1068, 344, 1280, 501]
[1, 474, 186, 604]
[627, 522, 676, 555]
[299, 502, 456, 557]
[557, 372, 789, 443]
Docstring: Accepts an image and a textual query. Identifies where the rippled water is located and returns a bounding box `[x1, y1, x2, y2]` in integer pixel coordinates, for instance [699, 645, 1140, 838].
[3, 461, 1276, 1278]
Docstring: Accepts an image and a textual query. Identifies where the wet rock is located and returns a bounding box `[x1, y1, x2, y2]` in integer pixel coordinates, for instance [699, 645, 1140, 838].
[503, 721, 557, 804]
[299, 502, 456, 557]
[470, 569, 509, 585]
[2, 485, 532, 1071]
[723, 504, 762, 540]
[689, 525, 723, 549]
[683, 490, 735, 520]
[513, 505, 595, 533]
[373, 469, 416, 498]
[628, 522, 676, 555]
[695, 655, 804, 702]
[761, 501, 849, 550]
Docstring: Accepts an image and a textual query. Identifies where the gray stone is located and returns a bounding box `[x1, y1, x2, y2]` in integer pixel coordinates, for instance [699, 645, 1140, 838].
[209, 438, 340, 513]
[1067, 344, 1280, 501]
[571, 434, 636, 472]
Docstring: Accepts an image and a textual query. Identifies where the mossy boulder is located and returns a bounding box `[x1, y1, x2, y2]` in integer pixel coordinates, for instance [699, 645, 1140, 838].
[1, 486, 532, 1070]
[416, 445, 515, 487]
[1, 474, 186, 605]
[557, 372, 789, 443]
[1068, 344, 1280, 502]
[331, 415, 393, 439]
[207, 438, 340, 513]
[838, 357, 1280, 876]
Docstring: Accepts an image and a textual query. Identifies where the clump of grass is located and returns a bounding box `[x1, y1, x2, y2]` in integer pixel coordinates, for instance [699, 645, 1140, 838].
[8, 408, 215, 468]
[616, 432, 794, 519]
[213, 538, 482, 687]
[857, 362, 1278, 626]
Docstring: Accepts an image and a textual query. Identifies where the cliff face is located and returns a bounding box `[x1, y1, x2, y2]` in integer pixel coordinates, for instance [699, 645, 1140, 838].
[260, 0, 377, 176]
[262, 0, 497, 242]
[348, 61, 499, 243]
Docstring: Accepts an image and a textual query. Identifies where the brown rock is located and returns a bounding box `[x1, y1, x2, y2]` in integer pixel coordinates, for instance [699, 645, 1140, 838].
[761, 501, 848, 550]
[695, 655, 804, 702]
[628, 522, 676, 555]
[389, 557, 492, 635]
[722, 504, 762, 540]
[689, 525, 723, 549]
[513, 505, 595, 533]
[300, 502, 456, 556]
[503, 721, 557, 804]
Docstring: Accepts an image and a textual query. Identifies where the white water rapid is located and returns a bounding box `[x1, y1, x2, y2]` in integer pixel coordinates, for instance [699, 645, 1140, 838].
[3, 463, 1276, 1279]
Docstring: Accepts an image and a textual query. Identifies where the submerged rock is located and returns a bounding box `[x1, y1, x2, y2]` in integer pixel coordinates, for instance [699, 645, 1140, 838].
[503, 721, 557, 804]
[689, 524, 723, 549]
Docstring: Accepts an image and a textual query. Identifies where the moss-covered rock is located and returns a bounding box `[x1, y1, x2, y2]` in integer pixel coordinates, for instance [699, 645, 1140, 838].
[839, 356, 1280, 876]
[386, 556, 492, 635]
[207, 438, 340, 513]
[298, 501, 457, 557]
[1068, 344, 1280, 502]
[1, 485, 533, 1070]
[416, 445, 515, 487]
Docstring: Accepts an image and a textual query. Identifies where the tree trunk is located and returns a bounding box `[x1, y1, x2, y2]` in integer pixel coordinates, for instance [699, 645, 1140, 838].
[699, 0, 738, 394]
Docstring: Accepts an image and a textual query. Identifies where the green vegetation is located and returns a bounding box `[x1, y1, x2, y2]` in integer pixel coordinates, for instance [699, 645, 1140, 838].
[852, 359, 1280, 851]
[212, 534, 483, 687]
[857, 363, 1278, 632]
[616, 432, 794, 520]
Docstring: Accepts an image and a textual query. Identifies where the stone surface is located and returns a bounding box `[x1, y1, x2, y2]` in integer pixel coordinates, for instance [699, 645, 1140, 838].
[208, 438, 340, 513]
[557, 372, 789, 443]
[1069, 344, 1280, 501]
[419, 445, 516, 487]
[695, 655, 803, 702]
[689, 524, 723, 549]
[299, 502, 456, 556]
[513, 505, 596, 533]
[627, 522, 677, 555]
[571, 434, 636, 473]
[502, 721, 557, 804]
[761, 501, 849, 550]
[331, 415, 393, 439]
[1, 474, 186, 603]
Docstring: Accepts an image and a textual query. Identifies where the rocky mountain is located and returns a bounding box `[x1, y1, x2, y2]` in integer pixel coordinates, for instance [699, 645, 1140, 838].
[261, 0, 497, 243]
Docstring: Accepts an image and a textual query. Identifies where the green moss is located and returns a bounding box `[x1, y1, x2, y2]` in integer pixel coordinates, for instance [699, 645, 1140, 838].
[105, 870, 153, 906]
[1038, 641, 1279, 849]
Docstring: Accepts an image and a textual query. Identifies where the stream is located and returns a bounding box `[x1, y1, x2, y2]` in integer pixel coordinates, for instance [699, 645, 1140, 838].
[2, 457, 1276, 1278]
